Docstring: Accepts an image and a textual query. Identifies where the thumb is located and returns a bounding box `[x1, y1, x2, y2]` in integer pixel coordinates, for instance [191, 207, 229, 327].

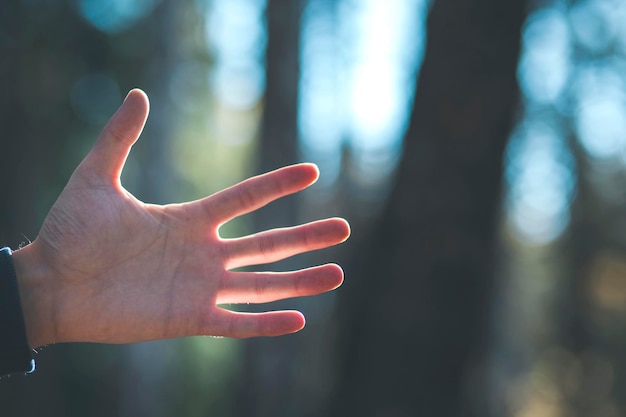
[80, 89, 150, 184]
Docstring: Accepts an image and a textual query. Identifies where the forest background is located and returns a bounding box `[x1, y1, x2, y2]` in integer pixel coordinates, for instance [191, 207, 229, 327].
[1, 0, 626, 416]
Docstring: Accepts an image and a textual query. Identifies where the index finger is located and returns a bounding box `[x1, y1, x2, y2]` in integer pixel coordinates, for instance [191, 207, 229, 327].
[191, 164, 320, 226]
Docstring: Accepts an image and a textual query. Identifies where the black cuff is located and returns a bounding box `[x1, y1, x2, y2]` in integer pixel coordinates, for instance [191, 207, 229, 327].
[0, 247, 35, 376]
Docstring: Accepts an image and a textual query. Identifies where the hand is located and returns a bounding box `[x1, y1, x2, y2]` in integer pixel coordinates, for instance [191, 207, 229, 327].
[12, 89, 350, 348]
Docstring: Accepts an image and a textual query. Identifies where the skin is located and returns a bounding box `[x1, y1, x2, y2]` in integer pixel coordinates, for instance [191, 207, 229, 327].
[11, 89, 350, 349]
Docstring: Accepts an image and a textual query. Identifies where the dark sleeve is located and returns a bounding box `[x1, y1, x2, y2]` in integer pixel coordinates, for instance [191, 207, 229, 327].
[0, 247, 35, 377]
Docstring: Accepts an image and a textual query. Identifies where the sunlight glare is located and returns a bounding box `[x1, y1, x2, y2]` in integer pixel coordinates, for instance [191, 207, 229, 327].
[573, 64, 626, 160]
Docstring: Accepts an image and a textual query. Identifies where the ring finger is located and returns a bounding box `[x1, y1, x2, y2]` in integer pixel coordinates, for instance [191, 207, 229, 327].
[217, 263, 344, 304]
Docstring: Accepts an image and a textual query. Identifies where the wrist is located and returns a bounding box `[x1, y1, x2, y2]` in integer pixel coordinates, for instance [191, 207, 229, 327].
[12, 242, 55, 348]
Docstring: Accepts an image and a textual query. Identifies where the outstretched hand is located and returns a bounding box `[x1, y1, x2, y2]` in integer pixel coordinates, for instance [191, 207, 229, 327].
[12, 89, 350, 349]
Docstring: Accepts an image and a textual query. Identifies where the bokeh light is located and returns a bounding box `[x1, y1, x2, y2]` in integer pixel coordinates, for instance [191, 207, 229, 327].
[573, 64, 626, 160]
[505, 122, 576, 244]
[207, 0, 267, 111]
[517, 7, 570, 105]
[77, 0, 161, 33]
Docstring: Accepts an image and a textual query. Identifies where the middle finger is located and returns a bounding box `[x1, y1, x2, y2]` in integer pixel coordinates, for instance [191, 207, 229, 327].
[222, 218, 350, 269]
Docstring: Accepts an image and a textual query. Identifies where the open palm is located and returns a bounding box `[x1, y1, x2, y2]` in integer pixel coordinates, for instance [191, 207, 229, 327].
[14, 90, 350, 348]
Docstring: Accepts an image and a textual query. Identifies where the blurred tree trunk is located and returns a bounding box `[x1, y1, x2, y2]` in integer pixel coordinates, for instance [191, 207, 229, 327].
[237, 0, 304, 416]
[258, 0, 302, 178]
[0, 3, 68, 247]
[330, 0, 526, 415]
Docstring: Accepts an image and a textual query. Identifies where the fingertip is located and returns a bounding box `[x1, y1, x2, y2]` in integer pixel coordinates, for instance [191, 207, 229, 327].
[109, 88, 150, 135]
[341, 218, 351, 241]
[123, 88, 150, 113]
[330, 217, 351, 242]
[270, 310, 306, 335]
[325, 263, 345, 290]
[289, 311, 306, 333]
[288, 163, 319, 187]
[300, 162, 320, 181]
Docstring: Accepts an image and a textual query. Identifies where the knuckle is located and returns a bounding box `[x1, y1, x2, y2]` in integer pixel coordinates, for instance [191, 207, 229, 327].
[105, 124, 127, 144]
[302, 226, 315, 249]
[255, 275, 270, 297]
[258, 234, 276, 258]
[294, 271, 305, 296]
[235, 184, 256, 209]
